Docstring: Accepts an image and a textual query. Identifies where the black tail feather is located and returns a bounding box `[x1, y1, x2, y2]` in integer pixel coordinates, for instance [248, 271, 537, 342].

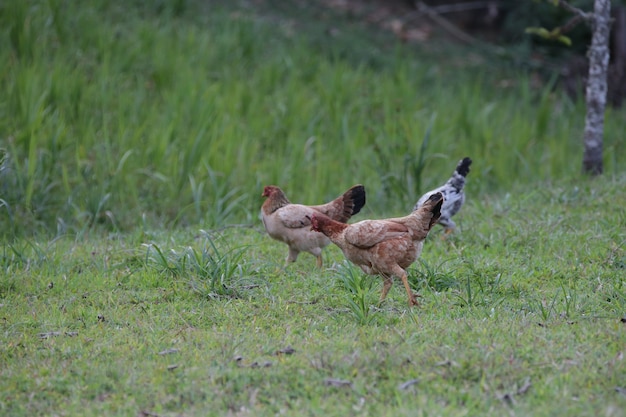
[456, 157, 472, 177]
[347, 184, 366, 216]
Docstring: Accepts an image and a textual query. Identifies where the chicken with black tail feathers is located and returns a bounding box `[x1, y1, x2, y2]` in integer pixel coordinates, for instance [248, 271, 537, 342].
[413, 157, 472, 235]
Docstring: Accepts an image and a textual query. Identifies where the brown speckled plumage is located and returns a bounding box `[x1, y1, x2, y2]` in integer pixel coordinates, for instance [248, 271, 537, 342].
[311, 192, 443, 306]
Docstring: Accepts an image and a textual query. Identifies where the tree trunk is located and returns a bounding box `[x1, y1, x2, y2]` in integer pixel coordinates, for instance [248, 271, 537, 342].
[582, 0, 611, 175]
[609, 5, 626, 107]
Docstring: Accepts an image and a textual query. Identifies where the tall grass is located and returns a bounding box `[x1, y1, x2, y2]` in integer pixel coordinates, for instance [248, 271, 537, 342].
[1, 0, 624, 237]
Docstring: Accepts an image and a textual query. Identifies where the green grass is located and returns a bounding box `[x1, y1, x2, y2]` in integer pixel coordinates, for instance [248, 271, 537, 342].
[1, 175, 625, 416]
[1, 0, 624, 237]
[1, 0, 625, 415]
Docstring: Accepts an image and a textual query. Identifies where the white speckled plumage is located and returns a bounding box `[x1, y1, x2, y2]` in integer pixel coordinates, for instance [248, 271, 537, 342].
[413, 157, 472, 233]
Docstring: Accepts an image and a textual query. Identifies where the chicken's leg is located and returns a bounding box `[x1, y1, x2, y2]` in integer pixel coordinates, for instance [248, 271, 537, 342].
[315, 254, 323, 269]
[440, 219, 456, 239]
[379, 276, 393, 305]
[285, 248, 300, 267]
[400, 272, 419, 307]
[439, 229, 452, 241]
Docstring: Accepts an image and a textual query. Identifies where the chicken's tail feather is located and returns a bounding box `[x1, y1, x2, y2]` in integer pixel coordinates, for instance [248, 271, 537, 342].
[455, 157, 472, 177]
[339, 184, 366, 221]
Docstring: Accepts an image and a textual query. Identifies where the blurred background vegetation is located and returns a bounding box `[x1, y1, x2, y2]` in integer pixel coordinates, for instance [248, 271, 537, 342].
[0, 0, 624, 238]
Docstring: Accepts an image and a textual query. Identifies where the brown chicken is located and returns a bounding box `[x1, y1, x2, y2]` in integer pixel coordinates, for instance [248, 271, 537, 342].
[261, 184, 366, 268]
[310, 192, 443, 306]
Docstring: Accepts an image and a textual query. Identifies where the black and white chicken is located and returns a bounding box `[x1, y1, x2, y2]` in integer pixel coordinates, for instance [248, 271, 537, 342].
[413, 157, 472, 235]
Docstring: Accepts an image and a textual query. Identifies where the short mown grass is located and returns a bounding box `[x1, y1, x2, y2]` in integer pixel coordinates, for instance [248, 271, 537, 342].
[1, 175, 625, 416]
[1, 0, 625, 415]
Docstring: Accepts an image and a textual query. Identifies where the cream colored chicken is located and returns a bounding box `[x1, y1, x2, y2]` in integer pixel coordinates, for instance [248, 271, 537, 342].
[261, 184, 366, 268]
[310, 192, 443, 306]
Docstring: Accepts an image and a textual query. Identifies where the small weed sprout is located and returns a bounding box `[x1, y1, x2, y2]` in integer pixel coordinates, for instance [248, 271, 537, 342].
[336, 261, 377, 325]
[532, 292, 559, 323]
[561, 283, 579, 319]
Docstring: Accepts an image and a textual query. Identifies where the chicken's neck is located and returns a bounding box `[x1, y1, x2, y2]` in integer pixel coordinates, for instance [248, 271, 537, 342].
[263, 195, 291, 214]
[316, 218, 348, 240]
[402, 209, 438, 240]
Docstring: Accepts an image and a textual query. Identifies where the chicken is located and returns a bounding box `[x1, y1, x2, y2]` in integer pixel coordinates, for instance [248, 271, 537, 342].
[310, 192, 443, 307]
[414, 157, 471, 235]
[261, 184, 366, 268]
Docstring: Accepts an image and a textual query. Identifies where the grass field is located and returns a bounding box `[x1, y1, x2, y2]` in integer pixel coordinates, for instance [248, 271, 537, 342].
[1, 0, 626, 415]
[2, 175, 625, 416]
